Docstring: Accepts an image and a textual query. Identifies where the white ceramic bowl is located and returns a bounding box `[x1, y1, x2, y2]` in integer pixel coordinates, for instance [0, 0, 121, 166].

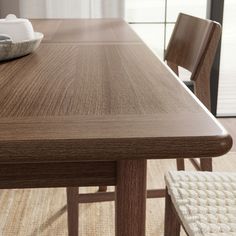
[0, 32, 44, 62]
[0, 14, 35, 42]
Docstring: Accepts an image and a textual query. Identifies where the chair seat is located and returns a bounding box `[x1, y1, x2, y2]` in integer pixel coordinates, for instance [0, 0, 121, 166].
[165, 171, 236, 236]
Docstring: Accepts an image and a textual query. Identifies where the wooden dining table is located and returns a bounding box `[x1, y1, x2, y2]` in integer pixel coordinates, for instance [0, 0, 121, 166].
[0, 19, 233, 236]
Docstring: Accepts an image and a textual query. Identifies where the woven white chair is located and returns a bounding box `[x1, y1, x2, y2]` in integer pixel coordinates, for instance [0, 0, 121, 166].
[164, 171, 236, 236]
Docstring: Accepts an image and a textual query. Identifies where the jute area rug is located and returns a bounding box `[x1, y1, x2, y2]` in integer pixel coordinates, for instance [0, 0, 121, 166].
[0, 152, 235, 236]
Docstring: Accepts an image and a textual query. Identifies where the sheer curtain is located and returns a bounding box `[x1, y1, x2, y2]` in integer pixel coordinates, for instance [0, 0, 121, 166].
[0, 0, 125, 18]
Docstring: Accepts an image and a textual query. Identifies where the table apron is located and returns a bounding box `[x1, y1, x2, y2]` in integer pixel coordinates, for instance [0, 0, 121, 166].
[0, 161, 116, 189]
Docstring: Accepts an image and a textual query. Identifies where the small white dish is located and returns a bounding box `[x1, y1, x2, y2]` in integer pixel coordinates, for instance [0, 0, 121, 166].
[0, 32, 44, 62]
[0, 14, 35, 42]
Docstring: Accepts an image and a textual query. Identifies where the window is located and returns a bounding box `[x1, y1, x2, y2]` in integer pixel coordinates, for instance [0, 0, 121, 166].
[217, 0, 236, 116]
[126, 0, 207, 59]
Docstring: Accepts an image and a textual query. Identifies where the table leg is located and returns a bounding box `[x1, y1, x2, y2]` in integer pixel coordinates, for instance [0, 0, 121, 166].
[115, 160, 147, 236]
[67, 187, 79, 236]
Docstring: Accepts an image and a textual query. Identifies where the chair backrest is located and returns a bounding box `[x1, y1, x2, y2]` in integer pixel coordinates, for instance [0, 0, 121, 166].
[164, 13, 221, 110]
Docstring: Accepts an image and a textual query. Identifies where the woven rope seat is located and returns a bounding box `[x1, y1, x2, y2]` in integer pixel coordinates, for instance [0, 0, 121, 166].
[165, 171, 236, 236]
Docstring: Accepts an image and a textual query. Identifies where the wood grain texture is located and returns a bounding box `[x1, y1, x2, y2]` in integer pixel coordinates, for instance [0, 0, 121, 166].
[31, 19, 141, 44]
[164, 189, 181, 236]
[67, 187, 79, 236]
[165, 13, 222, 173]
[194, 22, 221, 110]
[0, 152, 236, 235]
[115, 160, 147, 236]
[0, 42, 232, 163]
[165, 13, 221, 110]
[0, 161, 116, 188]
[165, 13, 216, 79]
[0, 19, 232, 236]
[77, 189, 166, 203]
[0, 116, 232, 163]
[0, 44, 197, 117]
[176, 159, 185, 171]
[98, 186, 108, 192]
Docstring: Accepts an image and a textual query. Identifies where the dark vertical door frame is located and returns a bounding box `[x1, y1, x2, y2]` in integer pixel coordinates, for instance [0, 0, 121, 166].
[163, 0, 168, 57]
[206, 0, 224, 116]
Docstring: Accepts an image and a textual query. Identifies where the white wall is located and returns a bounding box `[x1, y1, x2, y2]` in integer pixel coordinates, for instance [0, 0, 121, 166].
[0, 0, 124, 18]
[0, 0, 20, 17]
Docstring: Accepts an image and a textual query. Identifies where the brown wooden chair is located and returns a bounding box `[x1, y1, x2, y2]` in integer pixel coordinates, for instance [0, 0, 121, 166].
[164, 13, 221, 172]
[66, 13, 221, 236]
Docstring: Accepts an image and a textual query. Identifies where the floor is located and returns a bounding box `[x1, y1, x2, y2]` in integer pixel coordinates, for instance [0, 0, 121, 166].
[0, 118, 235, 236]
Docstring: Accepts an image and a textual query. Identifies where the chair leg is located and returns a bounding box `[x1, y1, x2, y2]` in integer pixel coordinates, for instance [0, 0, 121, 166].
[164, 188, 181, 236]
[176, 159, 185, 170]
[98, 186, 107, 192]
[67, 187, 79, 236]
[200, 158, 212, 171]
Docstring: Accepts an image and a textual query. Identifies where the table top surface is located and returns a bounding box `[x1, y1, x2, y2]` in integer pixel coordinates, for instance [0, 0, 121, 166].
[0, 19, 232, 163]
[32, 19, 141, 43]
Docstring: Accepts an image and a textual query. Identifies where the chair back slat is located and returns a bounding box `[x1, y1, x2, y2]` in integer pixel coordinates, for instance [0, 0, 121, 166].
[165, 13, 221, 110]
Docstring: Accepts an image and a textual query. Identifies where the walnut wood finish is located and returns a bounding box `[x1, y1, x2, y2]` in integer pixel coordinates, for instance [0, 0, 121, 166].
[189, 158, 212, 171]
[165, 13, 222, 172]
[176, 159, 185, 170]
[116, 160, 147, 236]
[0, 114, 232, 163]
[0, 161, 116, 189]
[98, 186, 108, 192]
[31, 19, 141, 44]
[164, 189, 181, 236]
[0, 19, 232, 236]
[165, 12, 221, 113]
[165, 13, 221, 92]
[77, 189, 166, 203]
[67, 188, 79, 236]
[0, 44, 232, 162]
